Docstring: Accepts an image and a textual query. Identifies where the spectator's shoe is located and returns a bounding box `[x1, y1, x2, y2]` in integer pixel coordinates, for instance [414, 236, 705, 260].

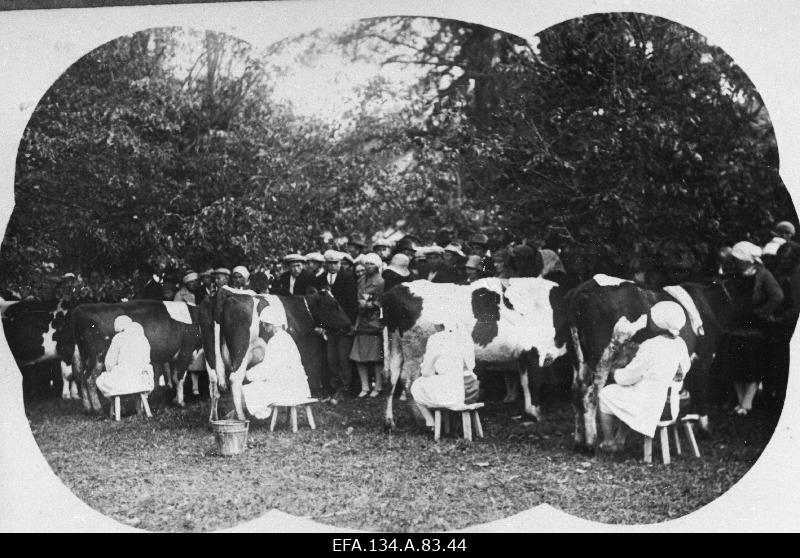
[357, 389, 369, 398]
[369, 389, 381, 398]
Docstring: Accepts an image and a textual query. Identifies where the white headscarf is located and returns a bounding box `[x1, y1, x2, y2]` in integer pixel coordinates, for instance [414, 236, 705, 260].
[232, 266, 250, 281]
[361, 252, 383, 267]
[650, 301, 686, 338]
[113, 315, 133, 333]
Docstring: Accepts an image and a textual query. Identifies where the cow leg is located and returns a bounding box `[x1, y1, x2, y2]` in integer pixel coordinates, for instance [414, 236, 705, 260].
[60, 362, 72, 400]
[230, 367, 247, 422]
[384, 331, 403, 431]
[214, 321, 227, 393]
[569, 326, 587, 447]
[518, 360, 541, 421]
[173, 370, 187, 408]
[87, 363, 104, 413]
[191, 372, 200, 396]
[503, 372, 521, 403]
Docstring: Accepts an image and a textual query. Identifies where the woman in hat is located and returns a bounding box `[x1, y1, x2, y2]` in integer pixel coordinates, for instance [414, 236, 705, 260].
[723, 241, 784, 416]
[214, 268, 231, 290]
[96, 315, 155, 398]
[351, 253, 386, 397]
[239, 305, 311, 419]
[383, 253, 413, 292]
[598, 301, 691, 451]
[410, 320, 480, 428]
[463, 255, 484, 284]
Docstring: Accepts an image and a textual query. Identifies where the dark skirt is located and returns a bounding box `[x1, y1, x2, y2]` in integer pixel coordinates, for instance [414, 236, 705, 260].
[722, 330, 768, 383]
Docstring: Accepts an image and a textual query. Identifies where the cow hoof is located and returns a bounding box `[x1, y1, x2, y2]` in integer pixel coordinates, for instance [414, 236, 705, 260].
[173, 398, 186, 408]
[384, 419, 397, 432]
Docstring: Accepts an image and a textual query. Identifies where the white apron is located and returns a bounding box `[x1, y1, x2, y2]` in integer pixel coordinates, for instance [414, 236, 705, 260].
[599, 335, 691, 437]
[96, 326, 155, 397]
[410, 329, 476, 409]
[240, 329, 311, 419]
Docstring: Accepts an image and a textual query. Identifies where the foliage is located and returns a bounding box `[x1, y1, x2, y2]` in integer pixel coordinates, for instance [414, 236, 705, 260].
[2, 15, 793, 290]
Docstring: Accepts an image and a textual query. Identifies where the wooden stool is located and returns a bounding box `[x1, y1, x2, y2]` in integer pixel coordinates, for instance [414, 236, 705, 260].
[432, 403, 485, 442]
[108, 392, 153, 421]
[644, 414, 701, 465]
[268, 398, 318, 433]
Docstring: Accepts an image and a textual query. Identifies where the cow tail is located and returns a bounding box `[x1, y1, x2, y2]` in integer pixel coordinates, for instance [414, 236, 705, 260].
[71, 344, 83, 380]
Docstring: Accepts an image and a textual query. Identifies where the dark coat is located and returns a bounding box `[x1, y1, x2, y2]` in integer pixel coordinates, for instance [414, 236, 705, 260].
[428, 266, 461, 284]
[382, 269, 413, 293]
[275, 269, 316, 296]
[319, 269, 359, 324]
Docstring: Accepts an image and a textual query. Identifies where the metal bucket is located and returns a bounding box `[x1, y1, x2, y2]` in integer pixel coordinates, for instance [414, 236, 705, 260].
[211, 419, 250, 456]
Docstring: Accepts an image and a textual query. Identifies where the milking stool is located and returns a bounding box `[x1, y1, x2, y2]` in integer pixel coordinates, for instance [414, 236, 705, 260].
[268, 398, 318, 433]
[643, 383, 701, 464]
[432, 402, 485, 442]
[108, 391, 153, 421]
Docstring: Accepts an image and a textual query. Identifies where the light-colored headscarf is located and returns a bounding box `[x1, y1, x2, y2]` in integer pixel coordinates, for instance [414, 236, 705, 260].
[113, 315, 133, 333]
[731, 241, 763, 265]
[650, 301, 686, 338]
[232, 266, 250, 281]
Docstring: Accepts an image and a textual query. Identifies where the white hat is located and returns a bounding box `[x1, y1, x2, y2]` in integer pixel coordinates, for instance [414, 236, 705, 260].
[113, 315, 133, 333]
[284, 253, 306, 263]
[305, 252, 325, 264]
[387, 253, 411, 277]
[650, 301, 686, 337]
[444, 243, 466, 258]
[424, 245, 445, 256]
[182, 271, 199, 284]
[731, 241, 763, 264]
[323, 249, 343, 262]
[773, 221, 796, 236]
[214, 267, 231, 276]
[259, 304, 285, 327]
[232, 266, 250, 281]
[362, 253, 383, 267]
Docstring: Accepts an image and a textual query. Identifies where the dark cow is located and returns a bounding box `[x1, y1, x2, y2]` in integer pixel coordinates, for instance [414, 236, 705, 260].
[71, 300, 202, 413]
[566, 273, 755, 449]
[199, 286, 352, 422]
[2, 298, 79, 399]
[382, 278, 569, 430]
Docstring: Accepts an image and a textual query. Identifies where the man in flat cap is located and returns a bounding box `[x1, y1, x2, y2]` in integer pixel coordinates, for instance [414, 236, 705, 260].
[305, 252, 326, 288]
[347, 233, 367, 262]
[372, 237, 393, 264]
[468, 232, 496, 276]
[197, 268, 216, 303]
[275, 253, 315, 296]
[320, 249, 358, 403]
[426, 246, 459, 283]
[214, 267, 231, 290]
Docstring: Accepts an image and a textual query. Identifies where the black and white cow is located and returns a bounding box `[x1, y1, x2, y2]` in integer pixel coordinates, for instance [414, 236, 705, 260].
[566, 273, 756, 450]
[199, 286, 352, 422]
[2, 298, 79, 399]
[71, 300, 203, 413]
[382, 278, 569, 430]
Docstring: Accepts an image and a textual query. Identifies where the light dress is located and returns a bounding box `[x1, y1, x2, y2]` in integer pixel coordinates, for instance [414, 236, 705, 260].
[599, 334, 691, 437]
[410, 329, 478, 409]
[240, 328, 311, 419]
[96, 323, 155, 397]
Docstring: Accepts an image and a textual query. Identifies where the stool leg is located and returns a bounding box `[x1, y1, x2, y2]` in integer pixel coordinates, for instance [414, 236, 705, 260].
[659, 427, 671, 465]
[290, 406, 298, 433]
[443, 410, 451, 436]
[683, 422, 701, 458]
[140, 393, 152, 418]
[305, 406, 316, 430]
[114, 397, 121, 421]
[472, 411, 484, 439]
[644, 436, 653, 463]
[462, 411, 473, 442]
[270, 406, 280, 432]
[434, 410, 442, 441]
[672, 425, 682, 456]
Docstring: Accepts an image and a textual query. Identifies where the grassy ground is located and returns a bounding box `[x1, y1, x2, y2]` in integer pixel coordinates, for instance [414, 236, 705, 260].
[24, 386, 780, 532]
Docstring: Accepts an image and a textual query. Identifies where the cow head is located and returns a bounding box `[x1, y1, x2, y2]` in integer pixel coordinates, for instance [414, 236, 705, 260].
[306, 290, 352, 334]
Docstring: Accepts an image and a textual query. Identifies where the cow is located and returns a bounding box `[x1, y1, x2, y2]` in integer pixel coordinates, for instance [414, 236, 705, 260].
[199, 286, 353, 422]
[382, 277, 569, 430]
[2, 298, 79, 399]
[566, 273, 756, 450]
[70, 300, 202, 413]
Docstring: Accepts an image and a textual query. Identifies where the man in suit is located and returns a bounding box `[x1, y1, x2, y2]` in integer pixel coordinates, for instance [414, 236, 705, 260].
[275, 253, 315, 296]
[320, 249, 358, 404]
[426, 246, 459, 283]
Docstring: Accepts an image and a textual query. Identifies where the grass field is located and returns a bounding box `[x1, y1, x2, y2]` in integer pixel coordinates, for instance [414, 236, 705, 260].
[24, 385, 780, 532]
